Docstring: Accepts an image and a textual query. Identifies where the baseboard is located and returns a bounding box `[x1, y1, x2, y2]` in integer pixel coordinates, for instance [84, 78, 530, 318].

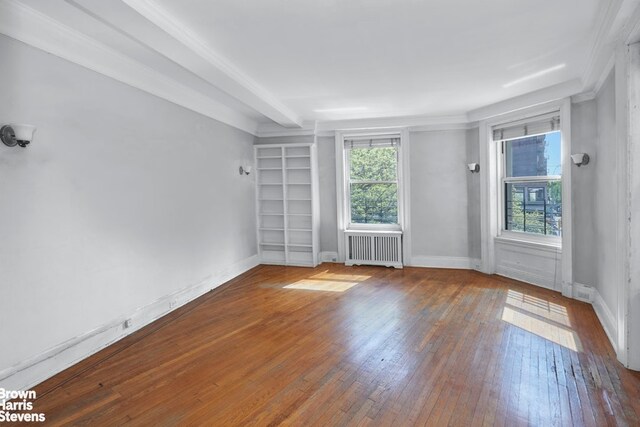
[0, 254, 260, 392]
[409, 256, 479, 270]
[320, 251, 339, 263]
[592, 288, 618, 353]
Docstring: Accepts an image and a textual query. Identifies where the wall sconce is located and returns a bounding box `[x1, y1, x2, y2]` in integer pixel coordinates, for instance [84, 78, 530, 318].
[571, 153, 590, 167]
[1, 124, 36, 148]
[239, 165, 252, 175]
[467, 163, 480, 173]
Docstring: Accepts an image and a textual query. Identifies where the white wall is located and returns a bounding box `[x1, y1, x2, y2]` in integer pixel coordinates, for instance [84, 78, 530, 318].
[466, 127, 481, 262]
[593, 71, 618, 313]
[0, 35, 257, 388]
[290, 129, 477, 266]
[410, 130, 471, 266]
[571, 99, 598, 286]
[317, 136, 338, 257]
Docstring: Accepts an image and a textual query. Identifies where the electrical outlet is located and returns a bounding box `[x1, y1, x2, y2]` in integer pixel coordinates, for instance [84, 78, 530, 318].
[123, 319, 132, 329]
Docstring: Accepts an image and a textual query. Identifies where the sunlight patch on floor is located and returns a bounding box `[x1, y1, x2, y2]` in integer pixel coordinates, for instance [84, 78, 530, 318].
[281, 270, 370, 292]
[506, 289, 571, 327]
[310, 272, 371, 282]
[502, 306, 582, 352]
[284, 279, 360, 292]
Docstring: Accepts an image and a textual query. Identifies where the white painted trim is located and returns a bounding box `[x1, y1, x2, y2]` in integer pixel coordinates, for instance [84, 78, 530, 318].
[334, 128, 410, 265]
[494, 236, 561, 253]
[625, 40, 640, 370]
[571, 91, 597, 103]
[335, 131, 347, 262]
[560, 98, 573, 297]
[409, 256, 478, 270]
[572, 282, 594, 303]
[594, 53, 616, 94]
[256, 122, 317, 138]
[408, 122, 478, 133]
[593, 288, 619, 353]
[479, 99, 572, 292]
[120, 0, 301, 128]
[320, 251, 339, 263]
[0, 0, 260, 136]
[317, 114, 469, 134]
[624, 2, 640, 44]
[478, 120, 497, 274]
[581, 0, 624, 90]
[614, 43, 631, 367]
[400, 129, 412, 266]
[255, 116, 475, 139]
[0, 254, 260, 392]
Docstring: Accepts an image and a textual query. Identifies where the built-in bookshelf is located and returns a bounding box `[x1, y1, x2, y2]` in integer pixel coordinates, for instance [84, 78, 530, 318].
[255, 143, 319, 267]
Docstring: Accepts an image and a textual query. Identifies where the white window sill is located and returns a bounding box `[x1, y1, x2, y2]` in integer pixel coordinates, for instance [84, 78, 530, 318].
[495, 233, 561, 252]
[345, 229, 403, 235]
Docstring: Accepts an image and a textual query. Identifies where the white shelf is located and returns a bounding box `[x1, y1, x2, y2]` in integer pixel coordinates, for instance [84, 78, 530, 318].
[255, 143, 318, 268]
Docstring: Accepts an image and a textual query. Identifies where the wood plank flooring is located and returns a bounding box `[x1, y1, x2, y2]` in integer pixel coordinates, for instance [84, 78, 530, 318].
[18, 264, 640, 425]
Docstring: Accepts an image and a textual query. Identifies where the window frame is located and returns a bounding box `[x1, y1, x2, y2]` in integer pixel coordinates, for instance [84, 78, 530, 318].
[340, 132, 405, 233]
[495, 129, 563, 247]
[344, 141, 401, 230]
[335, 128, 411, 265]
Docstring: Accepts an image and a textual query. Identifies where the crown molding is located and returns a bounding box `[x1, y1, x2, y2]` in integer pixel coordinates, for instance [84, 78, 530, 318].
[0, 0, 260, 136]
[255, 114, 473, 138]
[316, 114, 470, 133]
[256, 121, 317, 138]
[581, 0, 640, 92]
[120, 0, 302, 128]
[595, 53, 616, 94]
[467, 79, 582, 122]
[581, 0, 622, 90]
[571, 91, 597, 103]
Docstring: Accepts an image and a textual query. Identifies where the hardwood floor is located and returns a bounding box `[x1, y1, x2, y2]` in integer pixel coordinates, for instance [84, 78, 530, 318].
[20, 264, 640, 425]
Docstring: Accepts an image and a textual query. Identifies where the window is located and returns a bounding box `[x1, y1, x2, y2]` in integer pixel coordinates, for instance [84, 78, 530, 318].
[345, 136, 400, 227]
[495, 114, 562, 238]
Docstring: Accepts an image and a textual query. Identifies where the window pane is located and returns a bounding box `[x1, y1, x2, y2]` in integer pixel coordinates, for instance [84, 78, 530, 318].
[350, 183, 398, 224]
[505, 181, 562, 236]
[349, 146, 397, 181]
[504, 131, 561, 177]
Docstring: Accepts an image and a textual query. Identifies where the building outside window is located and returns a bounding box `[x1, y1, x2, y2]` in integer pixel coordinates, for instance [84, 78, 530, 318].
[496, 115, 562, 238]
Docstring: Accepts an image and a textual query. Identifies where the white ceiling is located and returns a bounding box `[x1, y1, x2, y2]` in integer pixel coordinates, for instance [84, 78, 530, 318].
[5, 0, 636, 132]
[153, 0, 600, 121]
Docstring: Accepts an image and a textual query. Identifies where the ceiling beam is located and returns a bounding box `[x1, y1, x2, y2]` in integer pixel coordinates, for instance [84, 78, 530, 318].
[83, 0, 301, 128]
[0, 0, 260, 135]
